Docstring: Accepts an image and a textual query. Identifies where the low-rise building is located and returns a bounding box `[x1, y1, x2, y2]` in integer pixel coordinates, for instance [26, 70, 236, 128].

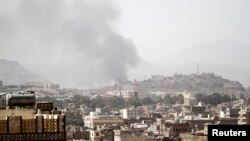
[88, 130, 102, 141]
[180, 133, 207, 141]
[122, 107, 148, 119]
[107, 90, 138, 99]
[113, 130, 152, 141]
[84, 112, 124, 129]
[156, 118, 190, 136]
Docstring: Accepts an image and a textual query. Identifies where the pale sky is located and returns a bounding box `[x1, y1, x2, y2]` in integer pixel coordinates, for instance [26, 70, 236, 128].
[116, 0, 250, 62]
[1, 0, 250, 88]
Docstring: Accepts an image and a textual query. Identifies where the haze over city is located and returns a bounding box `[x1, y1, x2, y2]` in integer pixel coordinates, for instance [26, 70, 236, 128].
[1, 0, 250, 88]
[1, 1, 250, 141]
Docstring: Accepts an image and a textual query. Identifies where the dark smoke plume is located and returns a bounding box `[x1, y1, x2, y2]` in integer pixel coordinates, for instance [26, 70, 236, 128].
[0, 0, 138, 88]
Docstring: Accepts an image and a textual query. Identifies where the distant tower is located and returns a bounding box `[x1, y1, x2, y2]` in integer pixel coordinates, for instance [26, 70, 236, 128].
[197, 63, 200, 75]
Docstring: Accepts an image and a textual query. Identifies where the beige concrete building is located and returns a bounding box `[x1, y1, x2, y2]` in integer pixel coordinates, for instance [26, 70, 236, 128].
[238, 106, 250, 125]
[180, 133, 207, 141]
[113, 130, 152, 141]
[156, 118, 189, 136]
[0, 92, 66, 141]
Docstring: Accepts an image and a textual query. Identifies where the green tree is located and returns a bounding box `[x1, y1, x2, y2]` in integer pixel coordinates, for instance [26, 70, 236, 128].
[231, 94, 237, 100]
[127, 97, 142, 107]
[52, 99, 63, 107]
[106, 96, 126, 108]
[240, 93, 245, 99]
[222, 95, 231, 102]
[142, 97, 155, 105]
[197, 93, 234, 105]
[163, 95, 175, 105]
[72, 95, 90, 106]
[89, 96, 105, 108]
[177, 94, 184, 104]
[195, 93, 204, 102]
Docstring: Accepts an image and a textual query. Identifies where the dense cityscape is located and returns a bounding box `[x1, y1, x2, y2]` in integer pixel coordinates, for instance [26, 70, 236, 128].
[1, 0, 250, 141]
[1, 72, 250, 141]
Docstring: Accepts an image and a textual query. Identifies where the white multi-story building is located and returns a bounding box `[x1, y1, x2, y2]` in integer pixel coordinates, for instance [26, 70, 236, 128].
[122, 107, 146, 119]
[84, 111, 124, 129]
[107, 90, 138, 99]
[84, 112, 97, 129]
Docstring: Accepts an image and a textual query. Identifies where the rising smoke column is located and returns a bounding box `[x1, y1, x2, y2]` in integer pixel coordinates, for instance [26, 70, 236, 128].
[0, 0, 138, 88]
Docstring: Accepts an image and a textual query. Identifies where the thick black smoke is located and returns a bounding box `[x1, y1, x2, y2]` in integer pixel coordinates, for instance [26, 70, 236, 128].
[0, 0, 138, 88]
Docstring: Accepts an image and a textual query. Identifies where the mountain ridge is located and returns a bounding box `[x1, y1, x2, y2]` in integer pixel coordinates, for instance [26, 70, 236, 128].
[128, 40, 250, 87]
[99, 72, 247, 97]
[0, 59, 47, 85]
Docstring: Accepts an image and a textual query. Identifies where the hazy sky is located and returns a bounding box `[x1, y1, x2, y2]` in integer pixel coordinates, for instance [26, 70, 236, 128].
[0, 0, 138, 88]
[116, 0, 250, 61]
[1, 0, 250, 88]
